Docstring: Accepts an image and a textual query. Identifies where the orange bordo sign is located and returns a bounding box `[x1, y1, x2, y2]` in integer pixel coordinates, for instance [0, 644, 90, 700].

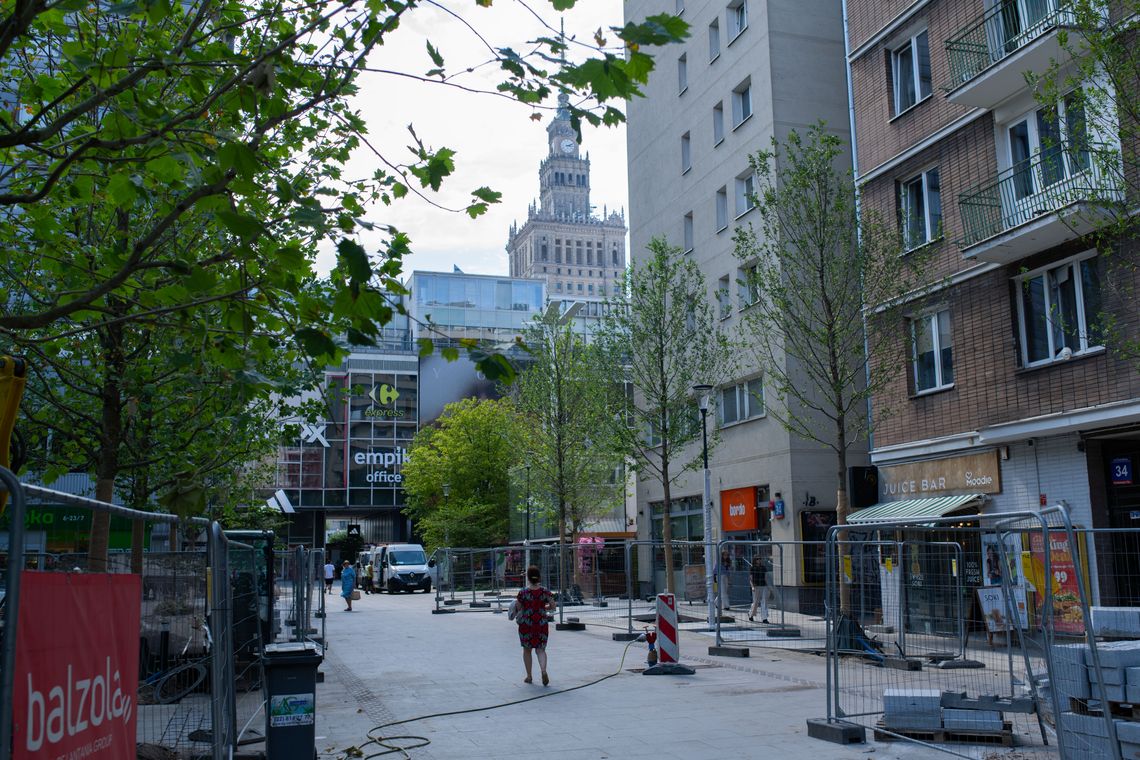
[720, 486, 758, 532]
[14, 572, 141, 760]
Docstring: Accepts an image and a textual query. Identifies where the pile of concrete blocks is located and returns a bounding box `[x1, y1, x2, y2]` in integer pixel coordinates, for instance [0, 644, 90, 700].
[882, 688, 942, 731]
[1119, 720, 1140, 760]
[1090, 641, 1140, 703]
[1093, 608, 1140, 638]
[1053, 641, 1092, 700]
[942, 707, 1003, 732]
[1060, 712, 1116, 759]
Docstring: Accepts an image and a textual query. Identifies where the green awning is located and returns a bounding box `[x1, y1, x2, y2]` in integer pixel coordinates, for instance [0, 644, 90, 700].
[847, 494, 984, 525]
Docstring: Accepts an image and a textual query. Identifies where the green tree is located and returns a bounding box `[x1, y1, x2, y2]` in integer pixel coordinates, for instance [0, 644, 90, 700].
[593, 240, 735, 594]
[732, 125, 923, 611]
[402, 397, 521, 550]
[511, 308, 624, 590]
[0, 0, 687, 366]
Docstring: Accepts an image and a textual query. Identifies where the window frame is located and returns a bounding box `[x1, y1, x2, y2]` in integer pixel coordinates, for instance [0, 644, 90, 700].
[891, 29, 932, 117]
[1013, 251, 1102, 368]
[678, 53, 688, 95]
[683, 212, 694, 254]
[718, 378, 765, 426]
[709, 19, 721, 62]
[897, 166, 942, 251]
[737, 263, 760, 308]
[717, 274, 732, 320]
[731, 79, 752, 129]
[910, 309, 954, 395]
[727, 0, 748, 42]
[713, 102, 726, 146]
[681, 132, 692, 175]
[715, 186, 729, 231]
[734, 172, 757, 219]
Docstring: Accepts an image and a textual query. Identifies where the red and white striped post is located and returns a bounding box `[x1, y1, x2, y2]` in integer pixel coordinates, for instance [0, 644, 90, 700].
[644, 593, 695, 675]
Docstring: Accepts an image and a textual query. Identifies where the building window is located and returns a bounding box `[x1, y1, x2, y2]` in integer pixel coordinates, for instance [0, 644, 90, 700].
[681, 132, 691, 174]
[713, 102, 725, 145]
[709, 19, 721, 61]
[737, 263, 760, 307]
[719, 378, 764, 425]
[717, 274, 732, 319]
[727, 0, 748, 41]
[735, 172, 756, 217]
[683, 212, 694, 253]
[716, 187, 728, 231]
[732, 78, 752, 128]
[892, 29, 931, 115]
[911, 310, 953, 393]
[678, 54, 688, 95]
[1005, 93, 1091, 202]
[675, 0, 684, 14]
[1015, 253, 1102, 367]
[898, 167, 942, 251]
[555, 282, 562, 292]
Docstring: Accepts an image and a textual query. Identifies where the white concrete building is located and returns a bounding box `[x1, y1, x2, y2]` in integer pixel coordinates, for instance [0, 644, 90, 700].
[624, 0, 856, 608]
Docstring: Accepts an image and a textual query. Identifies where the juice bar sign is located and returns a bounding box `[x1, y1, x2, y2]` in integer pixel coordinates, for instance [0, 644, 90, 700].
[879, 450, 1002, 497]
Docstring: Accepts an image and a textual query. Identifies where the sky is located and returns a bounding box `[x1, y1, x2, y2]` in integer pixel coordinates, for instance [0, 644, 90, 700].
[314, 1, 632, 278]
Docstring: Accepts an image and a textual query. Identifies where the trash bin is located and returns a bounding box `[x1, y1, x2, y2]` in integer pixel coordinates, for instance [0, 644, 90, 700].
[263, 641, 323, 760]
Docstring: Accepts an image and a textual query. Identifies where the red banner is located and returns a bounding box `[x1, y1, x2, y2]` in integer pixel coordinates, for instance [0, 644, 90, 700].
[720, 487, 758, 532]
[13, 572, 141, 760]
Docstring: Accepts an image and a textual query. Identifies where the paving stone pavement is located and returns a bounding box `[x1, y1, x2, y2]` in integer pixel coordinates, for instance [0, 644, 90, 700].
[310, 591, 1030, 759]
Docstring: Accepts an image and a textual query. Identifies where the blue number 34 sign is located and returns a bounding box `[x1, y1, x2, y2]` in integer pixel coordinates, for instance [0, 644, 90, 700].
[1111, 457, 1133, 486]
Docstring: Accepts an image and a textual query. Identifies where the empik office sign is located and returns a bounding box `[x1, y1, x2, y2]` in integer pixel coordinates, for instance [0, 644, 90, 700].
[353, 446, 410, 484]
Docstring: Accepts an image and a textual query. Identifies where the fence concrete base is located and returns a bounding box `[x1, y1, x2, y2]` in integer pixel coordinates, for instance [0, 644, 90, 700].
[612, 632, 641, 641]
[708, 645, 750, 658]
[806, 719, 865, 744]
[431, 608, 457, 614]
[556, 621, 586, 631]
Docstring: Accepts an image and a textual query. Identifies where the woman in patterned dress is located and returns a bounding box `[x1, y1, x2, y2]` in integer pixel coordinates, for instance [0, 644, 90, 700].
[515, 565, 556, 685]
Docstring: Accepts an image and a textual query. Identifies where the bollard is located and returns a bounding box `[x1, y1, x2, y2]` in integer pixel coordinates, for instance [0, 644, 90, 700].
[643, 593, 695, 675]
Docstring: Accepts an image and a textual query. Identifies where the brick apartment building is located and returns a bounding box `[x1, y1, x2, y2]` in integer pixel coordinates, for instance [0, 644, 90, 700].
[847, 0, 1140, 589]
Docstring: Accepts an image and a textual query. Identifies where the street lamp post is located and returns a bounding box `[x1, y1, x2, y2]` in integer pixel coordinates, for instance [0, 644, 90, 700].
[693, 384, 716, 630]
[524, 464, 532, 570]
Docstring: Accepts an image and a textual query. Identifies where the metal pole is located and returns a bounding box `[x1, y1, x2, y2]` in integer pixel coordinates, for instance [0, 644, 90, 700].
[0, 466, 27, 760]
[625, 540, 634, 636]
[701, 406, 715, 630]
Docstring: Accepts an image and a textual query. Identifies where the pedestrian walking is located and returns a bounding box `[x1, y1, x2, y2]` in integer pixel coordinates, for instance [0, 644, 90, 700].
[341, 560, 357, 611]
[512, 565, 555, 685]
[324, 560, 335, 594]
[363, 561, 374, 595]
[749, 556, 773, 624]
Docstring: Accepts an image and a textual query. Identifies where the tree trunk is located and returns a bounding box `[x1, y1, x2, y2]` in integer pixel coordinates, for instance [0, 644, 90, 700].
[836, 419, 852, 616]
[130, 519, 145, 575]
[88, 313, 125, 573]
[661, 457, 674, 594]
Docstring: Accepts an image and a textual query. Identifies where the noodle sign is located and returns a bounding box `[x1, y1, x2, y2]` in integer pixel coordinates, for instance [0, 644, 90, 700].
[14, 572, 140, 760]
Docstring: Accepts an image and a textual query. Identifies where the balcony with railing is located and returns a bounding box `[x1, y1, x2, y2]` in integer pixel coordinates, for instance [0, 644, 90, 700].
[944, 0, 1092, 108]
[957, 142, 1122, 262]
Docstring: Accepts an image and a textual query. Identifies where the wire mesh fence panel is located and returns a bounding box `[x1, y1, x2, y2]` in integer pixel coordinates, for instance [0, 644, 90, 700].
[818, 507, 1138, 760]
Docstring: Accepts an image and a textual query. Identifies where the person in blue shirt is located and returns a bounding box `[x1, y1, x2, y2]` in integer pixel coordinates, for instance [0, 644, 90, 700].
[340, 560, 357, 612]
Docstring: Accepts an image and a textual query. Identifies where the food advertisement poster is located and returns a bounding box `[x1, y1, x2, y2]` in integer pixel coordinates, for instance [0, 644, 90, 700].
[1026, 530, 1086, 635]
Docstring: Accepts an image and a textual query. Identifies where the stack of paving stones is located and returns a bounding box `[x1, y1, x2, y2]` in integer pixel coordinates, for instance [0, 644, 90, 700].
[1093, 607, 1140, 639]
[1052, 637, 1140, 759]
[882, 688, 943, 732]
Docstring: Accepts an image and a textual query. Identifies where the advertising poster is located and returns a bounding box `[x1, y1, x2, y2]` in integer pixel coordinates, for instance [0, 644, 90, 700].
[1027, 530, 1086, 635]
[980, 533, 1029, 628]
[13, 572, 141, 760]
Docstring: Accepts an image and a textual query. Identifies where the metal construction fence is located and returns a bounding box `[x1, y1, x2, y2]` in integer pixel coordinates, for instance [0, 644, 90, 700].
[819, 505, 1140, 760]
[0, 468, 272, 760]
[273, 546, 326, 648]
[427, 539, 837, 649]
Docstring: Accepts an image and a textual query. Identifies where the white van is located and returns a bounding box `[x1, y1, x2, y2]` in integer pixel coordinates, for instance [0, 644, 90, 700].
[378, 543, 434, 593]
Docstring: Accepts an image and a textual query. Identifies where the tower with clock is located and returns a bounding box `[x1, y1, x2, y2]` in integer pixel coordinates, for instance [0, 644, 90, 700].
[506, 94, 627, 301]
